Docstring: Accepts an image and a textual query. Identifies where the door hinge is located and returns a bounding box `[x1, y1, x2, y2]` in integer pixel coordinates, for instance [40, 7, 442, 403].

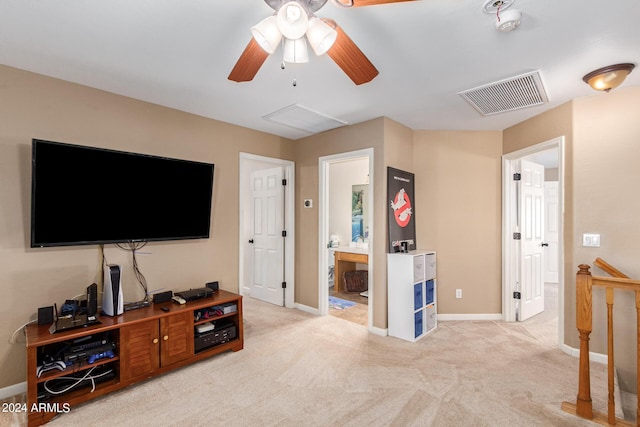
[513, 173, 521, 181]
[513, 291, 521, 300]
[282, 281, 287, 289]
[282, 179, 287, 186]
[513, 232, 521, 240]
[282, 230, 287, 237]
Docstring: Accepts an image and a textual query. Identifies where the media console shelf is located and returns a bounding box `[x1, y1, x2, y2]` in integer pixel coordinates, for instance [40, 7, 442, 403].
[25, 290, 243, 426]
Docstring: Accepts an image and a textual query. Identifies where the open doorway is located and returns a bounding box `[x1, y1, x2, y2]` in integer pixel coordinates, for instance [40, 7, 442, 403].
[239, 153, 295, 308]
[319, 149, 374, 329]
[502, 137, 564, 347]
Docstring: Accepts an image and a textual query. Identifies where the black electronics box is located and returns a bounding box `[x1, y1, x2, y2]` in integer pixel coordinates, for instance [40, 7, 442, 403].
[153, 290, 173, 304]
[175, 287, 213, 302]
[194, 321, 236, 353]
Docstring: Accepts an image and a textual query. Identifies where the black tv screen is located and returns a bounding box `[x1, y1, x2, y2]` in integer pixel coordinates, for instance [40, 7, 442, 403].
[31, 139, 214, 247]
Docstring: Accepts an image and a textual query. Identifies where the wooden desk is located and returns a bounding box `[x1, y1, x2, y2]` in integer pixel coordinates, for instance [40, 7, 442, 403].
[333, 249, 368, 293]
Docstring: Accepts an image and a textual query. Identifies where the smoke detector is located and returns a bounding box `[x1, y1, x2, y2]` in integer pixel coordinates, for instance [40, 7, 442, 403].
[496, 9, 522, 32]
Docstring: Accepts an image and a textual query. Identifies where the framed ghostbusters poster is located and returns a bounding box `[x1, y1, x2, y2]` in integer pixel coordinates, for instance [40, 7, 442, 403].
[387, 167, 416, 253]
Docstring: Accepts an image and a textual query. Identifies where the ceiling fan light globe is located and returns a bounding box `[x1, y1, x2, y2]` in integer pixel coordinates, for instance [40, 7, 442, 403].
[283, 37, 309, 63]
[251, 16, 282, 54]
[277, 2, 309, 39]
[306, 17, 337, 55]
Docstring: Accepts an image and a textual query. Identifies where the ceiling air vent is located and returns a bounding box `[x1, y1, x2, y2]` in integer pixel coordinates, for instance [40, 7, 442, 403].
[458, 71, 548, 116]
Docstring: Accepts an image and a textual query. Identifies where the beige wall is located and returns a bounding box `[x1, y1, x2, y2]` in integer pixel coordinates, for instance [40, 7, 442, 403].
[572, 87, 640, 392]
[0, 65, 295, 388]
[413, 131, 503, 314]
[503, 87, 640, 392]
[503, 102, 576, 344]
[293, 118, 387, 325]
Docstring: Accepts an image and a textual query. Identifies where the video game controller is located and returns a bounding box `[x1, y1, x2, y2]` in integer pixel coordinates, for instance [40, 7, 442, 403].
[36, 360, 67, 378]
[171, 295, 186, 305]
[87, 349, 115, 364]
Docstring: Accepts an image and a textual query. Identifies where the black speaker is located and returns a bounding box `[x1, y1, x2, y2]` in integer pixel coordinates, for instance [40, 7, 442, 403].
[38, 306, 54, 325]
[206, 281, 219, 291]
[153, 291, 173, 304]
[86, 283, 98, 317]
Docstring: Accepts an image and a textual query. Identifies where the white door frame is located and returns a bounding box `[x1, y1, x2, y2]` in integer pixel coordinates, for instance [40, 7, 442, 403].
[319, 148, 374, 330]
[239, 153, 295, 308]
[502, 137, 564, 343]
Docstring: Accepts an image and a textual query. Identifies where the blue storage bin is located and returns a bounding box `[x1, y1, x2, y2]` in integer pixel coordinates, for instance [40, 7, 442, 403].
[425, 280, 435, 305]
[414, 310, 423, 338]
[413, 283, 423, 310]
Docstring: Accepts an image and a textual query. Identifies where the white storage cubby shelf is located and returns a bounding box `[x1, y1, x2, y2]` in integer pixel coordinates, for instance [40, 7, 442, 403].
[387, 250, 437, 342]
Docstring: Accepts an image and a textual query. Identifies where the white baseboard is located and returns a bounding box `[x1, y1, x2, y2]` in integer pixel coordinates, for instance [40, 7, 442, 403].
[369, 325, 387, 336]
[560, 343, 608, 364]
[294, 303, 319, 315]
[437, 313, 502, 321]
[0, 382, 26, 400]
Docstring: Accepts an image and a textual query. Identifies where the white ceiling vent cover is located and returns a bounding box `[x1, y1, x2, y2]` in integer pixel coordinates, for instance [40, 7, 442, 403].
[458, 71, 548, 116]
[263, 104, 347, 135]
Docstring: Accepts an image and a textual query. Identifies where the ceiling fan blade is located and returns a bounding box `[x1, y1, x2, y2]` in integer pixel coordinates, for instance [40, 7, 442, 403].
[325, 20, 379, 85]
[334, 0, 415, 7]
[228, 39, 269, 83]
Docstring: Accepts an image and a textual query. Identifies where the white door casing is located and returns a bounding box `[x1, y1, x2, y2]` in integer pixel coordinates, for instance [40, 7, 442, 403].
[519, 160, 545, 321]
[544, 181, 559, 283]
[250, 166, 285, 306]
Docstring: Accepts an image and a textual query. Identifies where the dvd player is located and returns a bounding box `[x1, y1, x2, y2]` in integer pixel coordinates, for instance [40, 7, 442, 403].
[174, 287, 213, 302]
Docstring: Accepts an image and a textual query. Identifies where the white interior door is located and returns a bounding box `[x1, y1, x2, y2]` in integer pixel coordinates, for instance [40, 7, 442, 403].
[544, 181, 559, 283]
[250, 167, 284, 306]
[519, 160, 545, 321]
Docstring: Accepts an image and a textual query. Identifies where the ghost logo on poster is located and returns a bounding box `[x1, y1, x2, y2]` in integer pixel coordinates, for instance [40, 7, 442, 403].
[390, 188, 412, 227]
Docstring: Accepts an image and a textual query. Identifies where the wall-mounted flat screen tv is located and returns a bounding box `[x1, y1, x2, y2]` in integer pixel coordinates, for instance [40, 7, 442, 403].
[31, 139, 214, 247]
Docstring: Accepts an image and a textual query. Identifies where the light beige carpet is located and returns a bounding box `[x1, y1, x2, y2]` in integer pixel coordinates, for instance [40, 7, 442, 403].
[1, 291, 632, 426]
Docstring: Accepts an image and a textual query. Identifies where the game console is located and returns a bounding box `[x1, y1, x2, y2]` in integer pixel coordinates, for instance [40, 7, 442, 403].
[103, 265, 124, 316]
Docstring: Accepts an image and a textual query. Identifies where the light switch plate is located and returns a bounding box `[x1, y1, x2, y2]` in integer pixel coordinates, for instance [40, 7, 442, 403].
[582, 233, 601, 247]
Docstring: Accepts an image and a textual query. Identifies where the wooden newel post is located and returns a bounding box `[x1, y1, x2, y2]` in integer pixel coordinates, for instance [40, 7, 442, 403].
[576, 264, 593, 419]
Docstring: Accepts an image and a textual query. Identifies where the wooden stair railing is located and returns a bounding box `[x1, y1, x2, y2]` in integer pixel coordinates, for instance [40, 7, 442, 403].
[561, 260, 640, 426]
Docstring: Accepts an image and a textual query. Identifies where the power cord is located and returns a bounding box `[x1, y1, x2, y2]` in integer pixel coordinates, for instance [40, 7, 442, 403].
[115, 241, 149, 302]
[43, 365, 113, 395]
[8, 320, 37, 344]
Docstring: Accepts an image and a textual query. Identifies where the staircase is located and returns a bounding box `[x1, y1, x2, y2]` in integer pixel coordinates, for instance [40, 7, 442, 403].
[562, 258, 639, 426]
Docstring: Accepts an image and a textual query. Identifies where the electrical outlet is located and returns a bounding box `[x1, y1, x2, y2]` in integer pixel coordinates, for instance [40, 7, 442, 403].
[456, 289, 462, 299]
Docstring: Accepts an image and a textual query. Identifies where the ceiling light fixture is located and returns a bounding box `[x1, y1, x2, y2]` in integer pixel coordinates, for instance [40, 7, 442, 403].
[252, 0, 337, 65]
[582, 63, 635, 92]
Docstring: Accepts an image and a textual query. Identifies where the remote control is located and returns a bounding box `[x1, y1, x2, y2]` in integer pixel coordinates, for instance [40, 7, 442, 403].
[171, 295, 186, 305]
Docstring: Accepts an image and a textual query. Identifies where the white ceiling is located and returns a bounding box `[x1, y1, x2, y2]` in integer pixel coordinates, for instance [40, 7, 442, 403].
[1, 0, 638, 140]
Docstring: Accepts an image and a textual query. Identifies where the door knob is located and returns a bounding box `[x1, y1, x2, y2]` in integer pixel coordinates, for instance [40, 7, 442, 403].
[153, 338, 159, 344]
[163, 335, 169, 341]
[541, 242, 549, 247]
[248, 239, 254, 244]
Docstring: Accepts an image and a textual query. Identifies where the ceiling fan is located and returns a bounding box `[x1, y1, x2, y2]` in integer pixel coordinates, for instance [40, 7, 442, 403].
[228, 0, 415, 85]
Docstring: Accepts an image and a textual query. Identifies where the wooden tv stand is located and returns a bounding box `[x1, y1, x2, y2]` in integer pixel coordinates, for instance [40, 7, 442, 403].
[25, 290, 243, 426]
